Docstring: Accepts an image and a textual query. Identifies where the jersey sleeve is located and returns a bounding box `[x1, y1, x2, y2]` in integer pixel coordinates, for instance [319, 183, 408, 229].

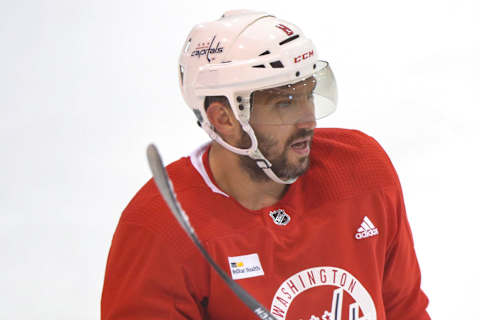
[101, 221, 208, 319]
[381, 171, 430, 319]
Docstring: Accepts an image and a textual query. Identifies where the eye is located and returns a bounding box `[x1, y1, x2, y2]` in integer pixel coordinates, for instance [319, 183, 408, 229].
[275, 95, 294, 108]
[275, 101, 293, 108]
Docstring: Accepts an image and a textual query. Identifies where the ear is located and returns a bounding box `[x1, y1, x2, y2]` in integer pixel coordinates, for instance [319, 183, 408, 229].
[206, 102, 242, 144]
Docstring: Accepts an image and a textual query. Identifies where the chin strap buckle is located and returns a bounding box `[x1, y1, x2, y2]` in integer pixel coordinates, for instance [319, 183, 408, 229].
[255, 159, 271, 169]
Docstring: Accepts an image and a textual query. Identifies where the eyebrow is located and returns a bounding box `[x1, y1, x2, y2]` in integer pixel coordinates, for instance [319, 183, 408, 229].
[265, 93, 287, 105]
[255, 81, 315, 106]
[265, 91, 312, 106]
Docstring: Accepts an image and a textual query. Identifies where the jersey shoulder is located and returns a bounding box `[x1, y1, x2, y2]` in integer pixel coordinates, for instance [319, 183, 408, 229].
[306, 128, 400, 200]
[120, 156, 201, 219]
[117, 156, 210, 249]
[116, 153, 235, 249]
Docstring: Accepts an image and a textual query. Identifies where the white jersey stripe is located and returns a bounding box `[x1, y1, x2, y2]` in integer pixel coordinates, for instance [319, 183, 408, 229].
[189, 142, 229, 198]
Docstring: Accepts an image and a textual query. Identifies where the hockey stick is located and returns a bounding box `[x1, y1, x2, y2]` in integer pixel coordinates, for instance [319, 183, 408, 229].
[146, 144, 276, 320]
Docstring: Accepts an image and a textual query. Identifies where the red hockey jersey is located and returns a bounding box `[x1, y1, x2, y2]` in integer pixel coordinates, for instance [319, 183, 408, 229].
[101, 128, 430, 320]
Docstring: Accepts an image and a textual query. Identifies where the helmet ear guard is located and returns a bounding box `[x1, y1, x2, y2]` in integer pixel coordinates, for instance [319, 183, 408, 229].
[179, 10, 337, 184]
[197, 95, 256, 157]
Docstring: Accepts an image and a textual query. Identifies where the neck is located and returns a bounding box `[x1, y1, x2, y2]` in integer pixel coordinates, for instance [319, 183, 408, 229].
[208, 142, 288, 211]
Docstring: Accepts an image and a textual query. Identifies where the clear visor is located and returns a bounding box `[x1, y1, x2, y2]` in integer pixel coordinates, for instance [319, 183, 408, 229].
[249, 61, 337, 125]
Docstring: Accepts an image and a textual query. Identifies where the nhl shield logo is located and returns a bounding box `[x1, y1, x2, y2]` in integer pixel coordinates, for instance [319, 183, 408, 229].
[269, 209, 291, 226]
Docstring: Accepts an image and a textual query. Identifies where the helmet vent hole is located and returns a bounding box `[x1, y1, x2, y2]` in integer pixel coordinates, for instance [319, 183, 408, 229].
[270, 61, 284, 68]
[279, 34, 299, 45]
[259, 50, 271, 56]
[253, 64, 266, 68]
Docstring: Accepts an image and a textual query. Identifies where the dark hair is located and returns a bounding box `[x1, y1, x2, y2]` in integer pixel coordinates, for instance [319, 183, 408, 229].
[204, 96, 231, 111]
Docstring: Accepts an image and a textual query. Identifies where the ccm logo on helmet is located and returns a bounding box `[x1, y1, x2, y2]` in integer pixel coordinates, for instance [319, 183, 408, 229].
[294, 50, 314, 63]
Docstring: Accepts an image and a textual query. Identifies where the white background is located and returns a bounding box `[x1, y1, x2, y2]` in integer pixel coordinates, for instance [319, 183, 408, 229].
[1, 0, 478, 319]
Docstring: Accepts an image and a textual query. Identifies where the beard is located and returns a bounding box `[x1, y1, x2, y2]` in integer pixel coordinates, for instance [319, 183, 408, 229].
[237, 128, 314, 182]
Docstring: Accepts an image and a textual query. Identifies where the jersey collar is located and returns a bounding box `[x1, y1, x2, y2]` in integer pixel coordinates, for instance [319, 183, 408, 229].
[189, 142, 229, 198]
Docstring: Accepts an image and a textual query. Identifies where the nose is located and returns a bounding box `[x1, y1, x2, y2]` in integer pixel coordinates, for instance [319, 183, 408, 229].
[295, 116, 317, 130]
[294, 98, 316, 129]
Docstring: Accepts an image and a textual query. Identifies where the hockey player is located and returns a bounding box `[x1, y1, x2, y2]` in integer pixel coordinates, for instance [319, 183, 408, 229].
[101, 10, 430, 319]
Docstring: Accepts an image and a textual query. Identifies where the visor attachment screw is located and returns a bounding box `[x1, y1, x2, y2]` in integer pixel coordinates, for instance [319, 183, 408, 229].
[239, 104, 244, 111]
[296, 71, 300, 77]
[236, 96, 242, 102]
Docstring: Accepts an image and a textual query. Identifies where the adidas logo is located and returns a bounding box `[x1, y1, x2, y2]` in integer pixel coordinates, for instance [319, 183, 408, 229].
[355, 216, 379, 239]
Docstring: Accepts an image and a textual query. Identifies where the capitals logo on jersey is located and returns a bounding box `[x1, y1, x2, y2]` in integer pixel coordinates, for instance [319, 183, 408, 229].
[270, 267, 376, 320]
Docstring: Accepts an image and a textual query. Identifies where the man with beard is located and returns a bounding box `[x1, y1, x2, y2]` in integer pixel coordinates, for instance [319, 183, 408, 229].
[101, 10, 430, 320]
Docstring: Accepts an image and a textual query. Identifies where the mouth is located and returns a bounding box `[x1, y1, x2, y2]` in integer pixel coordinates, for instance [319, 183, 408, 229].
[290, 137, 311, 155]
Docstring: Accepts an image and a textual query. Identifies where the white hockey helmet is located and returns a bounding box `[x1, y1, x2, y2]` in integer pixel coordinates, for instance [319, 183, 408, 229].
[179, 10, 337, 184]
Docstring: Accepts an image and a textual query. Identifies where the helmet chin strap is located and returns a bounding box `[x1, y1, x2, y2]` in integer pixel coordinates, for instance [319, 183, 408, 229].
[264, 167, 297, 184]
[247, 145, 298, 185]
[202, 121, 297, 185]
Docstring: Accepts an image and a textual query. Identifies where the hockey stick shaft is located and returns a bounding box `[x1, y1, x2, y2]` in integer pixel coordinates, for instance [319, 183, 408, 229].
[146, 144, 276, 320]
